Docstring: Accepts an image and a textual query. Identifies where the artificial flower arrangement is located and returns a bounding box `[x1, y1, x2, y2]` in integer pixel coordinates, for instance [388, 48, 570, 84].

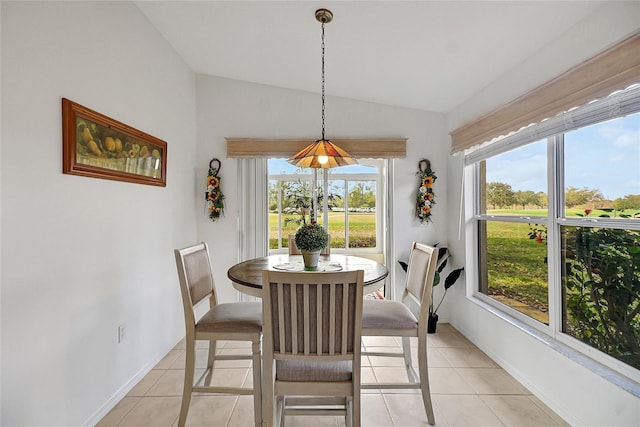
[206, 160, 225, 222]
[416, 159, 437, 223]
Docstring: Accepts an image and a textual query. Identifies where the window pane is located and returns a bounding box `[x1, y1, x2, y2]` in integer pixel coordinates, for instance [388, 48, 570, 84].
[268, 179, 280, 250]
[268, 179, 312, 250]
[564, 112, 640, 218]
[327, 179, 346, 249]
[481, 141, 548, 216]
[478, 220, 549, 324]
[347, 181, 376, 248]
[331, 163, 378, 174]
[561, 226, 640, 369]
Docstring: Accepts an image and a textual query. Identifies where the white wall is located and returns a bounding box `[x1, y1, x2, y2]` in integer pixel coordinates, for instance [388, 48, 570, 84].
[1, 2, 197, 426]
[0, 2, 4, 421]
[6, 1, 635, 425]
[194, 75, 449, 304]
[445, 2, 640, 426]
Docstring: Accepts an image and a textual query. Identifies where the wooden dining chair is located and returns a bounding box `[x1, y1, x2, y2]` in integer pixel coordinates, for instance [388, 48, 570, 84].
[288, 234, 331, 255]
[261, 269, 364, 427]
[360, 242, 437, 425]
[174, 242, 263, 427]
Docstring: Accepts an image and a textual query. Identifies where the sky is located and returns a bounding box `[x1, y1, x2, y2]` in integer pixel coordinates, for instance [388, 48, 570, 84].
[486, 112, 640, 201]
[268, 113, 639, 201]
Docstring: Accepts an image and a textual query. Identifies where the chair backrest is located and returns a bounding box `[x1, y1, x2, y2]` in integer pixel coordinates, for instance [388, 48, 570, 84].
[174, 243, 217, 328]
[262, 270, 364, 360]
[288, 234, 331, 255]
[403, 242, 438, 320]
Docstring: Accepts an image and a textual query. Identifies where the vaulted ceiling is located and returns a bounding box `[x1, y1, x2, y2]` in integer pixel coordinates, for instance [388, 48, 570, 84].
[136, 1, 605, 113]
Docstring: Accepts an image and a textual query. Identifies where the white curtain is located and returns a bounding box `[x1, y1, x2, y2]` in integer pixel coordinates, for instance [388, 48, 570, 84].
[236, 158, 269, 300]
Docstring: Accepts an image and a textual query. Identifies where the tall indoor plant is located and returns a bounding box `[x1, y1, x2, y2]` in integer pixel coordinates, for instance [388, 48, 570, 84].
[294, 222, 329, 270]
[428, 248, 464, 333]
[398, 246, 464, 333]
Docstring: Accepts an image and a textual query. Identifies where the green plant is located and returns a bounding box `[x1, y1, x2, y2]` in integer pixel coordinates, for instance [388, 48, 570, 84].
[430, 247, 464, 316]
[520, 208, 640, 368]
[397, 246, 464, 316]
[279, 180, 342, 228]
[294, 222, 329, 252]
[562, 210, 640, 369]
[282, 181, 312, 227]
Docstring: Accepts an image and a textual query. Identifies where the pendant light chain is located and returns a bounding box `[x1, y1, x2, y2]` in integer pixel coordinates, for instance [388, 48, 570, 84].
[287, 9, 356, 169]
[321, 20, 326, 141]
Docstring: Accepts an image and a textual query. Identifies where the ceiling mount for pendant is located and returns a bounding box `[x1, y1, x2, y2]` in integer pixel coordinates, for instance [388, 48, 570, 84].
[315, 8, 333, 24]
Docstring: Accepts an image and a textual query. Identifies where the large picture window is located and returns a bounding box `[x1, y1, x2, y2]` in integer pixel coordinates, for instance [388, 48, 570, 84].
[468, 89, 640, 376]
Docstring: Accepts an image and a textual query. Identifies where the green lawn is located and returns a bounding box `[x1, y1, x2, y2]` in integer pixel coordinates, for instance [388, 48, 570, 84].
[269, 212, 376, 249]
[272, 208, 637, 316]
[485, 221, 549, 312]
[484, 207, 639, 314]
[487, 207, 640, 217]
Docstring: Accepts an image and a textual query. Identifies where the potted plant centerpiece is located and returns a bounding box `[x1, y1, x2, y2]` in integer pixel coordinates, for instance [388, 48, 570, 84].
[294, 221, 329, 270]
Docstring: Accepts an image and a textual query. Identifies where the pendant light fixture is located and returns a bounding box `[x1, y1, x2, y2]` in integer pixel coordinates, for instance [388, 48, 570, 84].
[288, 8, 357, 169]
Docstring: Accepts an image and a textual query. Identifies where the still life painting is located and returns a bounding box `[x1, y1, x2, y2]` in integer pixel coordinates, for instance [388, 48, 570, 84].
[62, 98, 167, 187]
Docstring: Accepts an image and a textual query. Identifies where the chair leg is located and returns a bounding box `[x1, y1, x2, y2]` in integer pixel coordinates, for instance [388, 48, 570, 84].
[352, 362, 361, 427]
[251, 339, 262, 427]
[178, 343, 196, 427]
[417, 334, 435, 425]
[345, 397, 352, 427]
[263, 359, 274, 427]
[205, 340, 217, 385]
[402, 336, 419, 383]
[277, 396, 285, 427]
[352, 393, 361, 427]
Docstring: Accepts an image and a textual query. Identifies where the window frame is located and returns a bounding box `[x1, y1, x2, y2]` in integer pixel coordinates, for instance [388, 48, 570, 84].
[471, 140, 554, 335]
[465, 92, 640, 380]
[267, 159, 385, 255]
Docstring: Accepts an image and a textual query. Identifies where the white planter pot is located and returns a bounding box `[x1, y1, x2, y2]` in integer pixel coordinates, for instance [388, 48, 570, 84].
[301, 250, 321, 270]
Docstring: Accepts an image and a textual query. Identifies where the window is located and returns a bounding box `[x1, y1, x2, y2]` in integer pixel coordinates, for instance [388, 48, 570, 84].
[468, 88, 640, 376]
[560, 114, 640, 371]
[477, 140, 550, 324]
[268, 159, 384, 256]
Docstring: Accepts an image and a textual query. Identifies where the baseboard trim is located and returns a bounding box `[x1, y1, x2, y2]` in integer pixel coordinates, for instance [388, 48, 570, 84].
[81, 344, 176, 426]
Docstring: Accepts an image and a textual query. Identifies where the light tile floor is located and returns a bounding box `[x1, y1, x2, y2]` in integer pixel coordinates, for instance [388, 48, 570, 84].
[97, 324, 569, 427]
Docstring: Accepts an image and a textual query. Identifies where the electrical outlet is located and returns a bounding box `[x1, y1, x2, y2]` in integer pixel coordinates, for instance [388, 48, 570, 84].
[118, 324, 126, 343]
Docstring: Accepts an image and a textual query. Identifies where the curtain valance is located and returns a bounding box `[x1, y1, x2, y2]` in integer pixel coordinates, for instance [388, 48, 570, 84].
[450, 32, 640, 154]
[226, 138, 406, 159]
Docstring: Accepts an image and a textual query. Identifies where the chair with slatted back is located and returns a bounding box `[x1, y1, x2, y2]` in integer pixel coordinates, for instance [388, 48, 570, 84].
[174, 242, 263, 427]
[288, 234, 331, 255]
[261, 269, 364, 427]
[360, 241, 437, 425]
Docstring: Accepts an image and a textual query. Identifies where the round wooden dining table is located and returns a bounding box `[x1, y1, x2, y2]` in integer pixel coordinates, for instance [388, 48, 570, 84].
[227, 254, 388, 297]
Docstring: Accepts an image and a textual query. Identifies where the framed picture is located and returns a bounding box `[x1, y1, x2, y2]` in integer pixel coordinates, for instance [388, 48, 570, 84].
[62, 98, 167, 187]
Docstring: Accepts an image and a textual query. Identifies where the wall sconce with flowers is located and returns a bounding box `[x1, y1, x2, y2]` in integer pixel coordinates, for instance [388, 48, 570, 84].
[206, 158, 225, 222]
[416, 159, 437, 223]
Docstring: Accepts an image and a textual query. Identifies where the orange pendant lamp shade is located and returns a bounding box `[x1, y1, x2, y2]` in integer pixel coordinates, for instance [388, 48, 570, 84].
[288, 139, 357, 168]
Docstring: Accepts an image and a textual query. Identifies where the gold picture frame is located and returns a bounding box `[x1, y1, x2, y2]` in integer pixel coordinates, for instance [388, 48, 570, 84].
[62, 98, 167, 187]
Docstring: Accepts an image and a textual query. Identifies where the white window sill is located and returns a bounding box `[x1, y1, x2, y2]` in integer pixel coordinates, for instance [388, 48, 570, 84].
[467, 295, 640, 398]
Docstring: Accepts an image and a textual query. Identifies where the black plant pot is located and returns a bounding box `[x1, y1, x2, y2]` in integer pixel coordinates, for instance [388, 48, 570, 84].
[427, 313, 439, 334]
